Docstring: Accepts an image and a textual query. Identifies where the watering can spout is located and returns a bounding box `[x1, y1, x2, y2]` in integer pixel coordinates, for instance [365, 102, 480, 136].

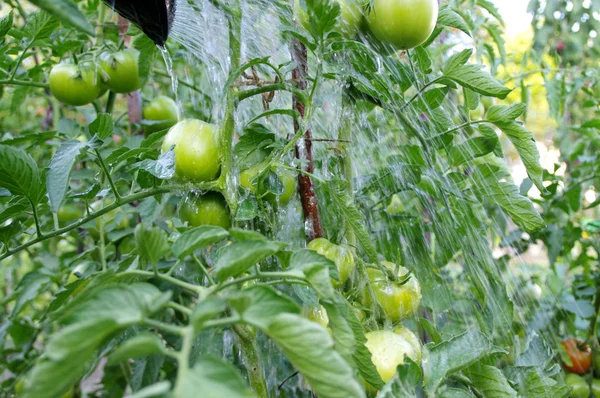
[102, 0, 175, 46]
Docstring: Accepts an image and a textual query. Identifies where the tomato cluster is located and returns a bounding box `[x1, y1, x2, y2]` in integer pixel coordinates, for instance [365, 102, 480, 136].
[561, 338, 600, 396]
[294, 0, 439, 51]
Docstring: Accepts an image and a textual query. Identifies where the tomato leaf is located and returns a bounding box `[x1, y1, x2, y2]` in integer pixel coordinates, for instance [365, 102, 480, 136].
[135, 224, 170, 265]
[214, 240, 286, 282]
[28, 0, 94, 35]
[172, 225, 229, 259]
[0, 145, 43, 204]
[176, 356, 256, 398]
[424, 330, 492, 394]
[108, 332, 166, 365]
[266, 313, 366, 398]
[46, 140, 86, 213]
[465, 364, 518, 397]
[231, 286, 300, 330]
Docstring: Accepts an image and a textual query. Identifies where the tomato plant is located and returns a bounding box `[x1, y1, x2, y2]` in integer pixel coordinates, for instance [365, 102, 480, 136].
[0, 0, 597, 397]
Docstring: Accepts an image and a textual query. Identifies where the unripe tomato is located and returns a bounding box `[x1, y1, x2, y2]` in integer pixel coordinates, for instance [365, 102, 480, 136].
[304, 305, 329, 328]
[364, 328, 421, 383]
[179, 192, 231, 229]
[481, 96, 496, 110]
[366, 0, 439, 51]
[594, 379, 600, 397]
[524, 282, 542, 301]
[143, 96, 180, 135]
[57, 204, 84, 224]
[565, 374, 589, 398]
[307, 238, 355, 286]
[49, 63, 103, 106]
[361, 261, 421, 322]
[294, 0, 363, 38]
[239, 163, 296, 205]
[562, 338, 592, 375]
[99, 49, 141, 94]
[162, 119, 221, 182]
[469, 103, 485, 120]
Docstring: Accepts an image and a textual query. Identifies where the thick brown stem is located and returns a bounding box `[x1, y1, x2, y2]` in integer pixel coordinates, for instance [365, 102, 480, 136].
[292, 39, 324, 242]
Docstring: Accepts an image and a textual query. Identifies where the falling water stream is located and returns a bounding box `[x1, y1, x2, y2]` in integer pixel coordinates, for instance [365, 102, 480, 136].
[157, 0, 556, 395]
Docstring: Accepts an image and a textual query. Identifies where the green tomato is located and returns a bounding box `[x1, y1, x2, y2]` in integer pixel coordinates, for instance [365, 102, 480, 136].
[99, 49, 141, 94]
[304, 305, 329, 328]
[361, 261, 421, 322]
[295, 0, 363, 38]
[57, 204, 84, 224]
[49, 63, 103, 106]
[307, 238, 355, 286]
[565, 374, 589, 398]
[481, 96, 496, 110]
[366, 0, 439, 51]
[143, 96, 180, 135]
[364, 329, 421, 383]
[470, 102, 485, 120]
[524, 282, 542, 301]
[179, 192, 231, 229]
[162, 119, 221, 182]
[593, 379, 600, 397]
[240, 163, 297, 205]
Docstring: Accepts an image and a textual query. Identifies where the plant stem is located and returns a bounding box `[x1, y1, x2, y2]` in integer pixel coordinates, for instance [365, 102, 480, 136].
[144, 318, 186, 336]
[105, 91, 116, 114]
[94, 149, 121, 202]
[174, 327, 195, 395]
[167, 301, 192, 316]
[340, 91, 355, 246]
[291, 38, 324, 242]
[192, 255, 216, 286]
[28, 199, 43, 238]
[0, 185, 189, 262]
[0, 79, 49, 89]
[232, 324, 269, 398]
[124, 270, 204, 294]
[208, 271, 308, 295]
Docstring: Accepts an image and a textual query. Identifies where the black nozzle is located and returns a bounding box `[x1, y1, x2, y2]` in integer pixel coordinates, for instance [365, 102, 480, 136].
[102, 0, 176, 46]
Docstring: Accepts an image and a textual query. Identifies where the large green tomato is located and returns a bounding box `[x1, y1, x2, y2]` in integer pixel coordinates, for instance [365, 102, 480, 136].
[565, 374, 589, 398]
[179, 192, 231, 229]
[304, 305, 329, 328]
[366, 0, 439, 50]
[364, 328, 421, 383]
[143, 96, 180, 135]
[307, 238, 355, 286]
[361, 261, 421, 322]
[240, 163, 296, 205]
[162, 119, 221, 182]
[49, 63, 103, 106]
[294, 0, 362, 38]
[99, 49, 141, 94]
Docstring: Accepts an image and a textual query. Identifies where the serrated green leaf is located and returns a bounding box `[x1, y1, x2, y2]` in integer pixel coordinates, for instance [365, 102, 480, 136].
[22, 11, 59, 41]
[214, 240, 285, 282]
[486, 103, 527, 123]
[476, 0, 504, 25]
[12, 271, 53, 317]
[266, 313, 365, 398]
[133, 35, 157, 86]
[438, 6, 471, 37]
[0, 11, 14, 37]
[449, 137, 498, 167]
[233, 285, 300, 330]
[176, 356, 256, 398]
[492, 121, 544, 192]
[89, 113, 114, 141]
[108, 332, 166, 365]
[473, 175, 545, 233]
[424, 330, 492, 394]
[444, 63, 511, 98]
[28, 0, 94, 35]
[47, 140, 86, 212]
[172, 226, 229, 259]
[135, 224, 170, 265]
[465, 364, 517, 397]
[0, 145, 42, 203]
